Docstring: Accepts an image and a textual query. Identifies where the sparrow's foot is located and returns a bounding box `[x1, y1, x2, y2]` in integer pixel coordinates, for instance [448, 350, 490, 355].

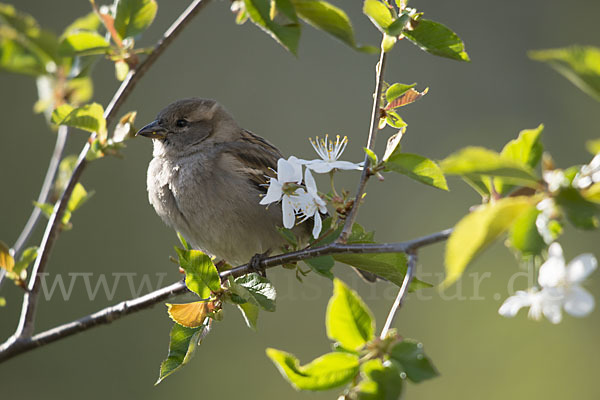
[248, 251, 271, 277]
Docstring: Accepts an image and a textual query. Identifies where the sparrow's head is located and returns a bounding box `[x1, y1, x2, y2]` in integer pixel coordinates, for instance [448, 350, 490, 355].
[137, 98, 239, 154]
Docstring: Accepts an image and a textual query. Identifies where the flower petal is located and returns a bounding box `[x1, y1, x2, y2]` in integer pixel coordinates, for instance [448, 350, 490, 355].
[329, 160, 363, 171]
[564, 286, 595, 317]
[566, 254, 598, 283]
[498, 291, 533, 317]
[304, 160, 334, 174]
[304, 167, 318, 193]
[278, 157, 303, 183]
[312, 212, 322, 239]
[259, 179, 282, 205]
[281, 197, 296, 228]
[538, 244, 567, 288]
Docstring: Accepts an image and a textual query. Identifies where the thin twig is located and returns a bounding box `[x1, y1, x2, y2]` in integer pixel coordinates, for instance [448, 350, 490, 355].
[7, 0, 211, 340]
[0, 227, 450, 362]
[0, 126, 69, 291]
[380, 251, 417, 339]
[339, 48, 387, 241]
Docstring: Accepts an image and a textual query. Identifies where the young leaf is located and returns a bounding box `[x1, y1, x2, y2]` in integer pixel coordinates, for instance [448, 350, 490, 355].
[529, 46, 600, 102]
[496, 125, 544, 195]
[444, 196, 533, 287]
[385, 87, 428, 110]
[244, 0, 301, 55]
[178, 249, 221, 298]
[382, 131, 404, 162]
[333, 253, 432, 290]
[389, 339, 438, 383]
[58, 31, 111, 56]
[156, 323, 205, 385]
[13, 246, 38, 275]
[63, 12, 101, 36]
[67, 183, 94, 212]
[385, 82, 417, 104]
[114, 0, 158, 40]
[403, 19, 469, 61]
[356, 359, 404, 399]
[233, 273, 277, 311]
[266, 348, 359, 390]
[167, 301, 214, 328]
[385, 152, 448, 190]
[51, 103, 107, 139]
[384, 110, 406, 129]
[327, 279, 374, 350]
[363, 0, 393, 32]
[509, 205, 546, 256]
[0, 240, 14, 272]
[586, 139, 600, 155]
[441, 147, 539, 186]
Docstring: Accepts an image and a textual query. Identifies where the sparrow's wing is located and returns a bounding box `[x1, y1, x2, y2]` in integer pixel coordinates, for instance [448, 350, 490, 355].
[220, 129, 283, 193]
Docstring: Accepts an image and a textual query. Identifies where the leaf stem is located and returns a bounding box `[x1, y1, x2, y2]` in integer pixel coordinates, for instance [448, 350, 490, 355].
[380, 251, 417, 339]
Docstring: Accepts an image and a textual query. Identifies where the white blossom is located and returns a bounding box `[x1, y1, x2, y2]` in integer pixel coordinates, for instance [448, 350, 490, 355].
[302, 135, 363, 173]
[535, 198, 558, 244]
[543, 169, 569, 193]
[499, 242, 597, 323]
[295, 169, 328, 238]
[573, 154, 600, 189]
[260, 156, 304, 229]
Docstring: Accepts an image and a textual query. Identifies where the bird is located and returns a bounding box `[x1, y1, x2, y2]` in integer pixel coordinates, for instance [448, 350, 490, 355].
[137, 98, 377, 281]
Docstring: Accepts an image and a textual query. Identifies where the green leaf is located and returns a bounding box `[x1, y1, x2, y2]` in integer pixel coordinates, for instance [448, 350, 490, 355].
[67, 183, 94, 212]
[156, 323, 204, 385]
[555, 187, 599, 230]
[509, 205, 546, 255]
[443, 196, 533, 287]
[381, 34, 396, 53]
[403, 19, 470, 62]
[51, 103, 107, 138]
[0, 297, 5, 307]
[266, 348, 359, 390]
[177, 249, 221, 298]
[237, 302, 259, 330]
[244, 0, 301, 55]
[177, 232, 191, 250]
[58, 31, 111, 56]
[363, 0, 393, 32]
[384, 110, 406, 129]
[496, 124, 544, 195]
[386, 13, 410, 36]
[529, 46, 600, 102]
[326, 278, 374, 350]
[114, 0, 158, 40]
[274, 0, 298, 22]
[385, 152, 448, 190]
[63, 12, 101, 37]
[292, 0, 368, 51]
[13, 246, 37, 275]
[333, 253, 432, 290]
[386, 82, 416, 103]
[304, 255, 335, 279]
[233, 273, 277, 311]
[389, 339, 438, 383]
[357, 359, 404, 400]
[441, 147, 539, 187]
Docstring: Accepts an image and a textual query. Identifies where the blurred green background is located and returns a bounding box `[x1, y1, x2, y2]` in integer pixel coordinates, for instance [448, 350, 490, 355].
[1, 0, 600, 398]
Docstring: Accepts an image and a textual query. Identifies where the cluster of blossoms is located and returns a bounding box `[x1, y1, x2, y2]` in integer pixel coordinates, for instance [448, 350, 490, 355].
[499, 242, 597, 323]
[260, 135, 362, 238]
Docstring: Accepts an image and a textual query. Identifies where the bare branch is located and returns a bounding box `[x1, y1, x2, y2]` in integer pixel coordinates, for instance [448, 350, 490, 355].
[339, 48, 387, 241]
[0, 126, 69, 291]
[0, 227, 450, 362]
[8, 0, 211, 340]
[380, 251, 417, 339]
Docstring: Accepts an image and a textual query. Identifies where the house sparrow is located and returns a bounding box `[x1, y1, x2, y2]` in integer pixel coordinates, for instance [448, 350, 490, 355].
[136, 98, 311, 266]
[137, 98, 376, 281]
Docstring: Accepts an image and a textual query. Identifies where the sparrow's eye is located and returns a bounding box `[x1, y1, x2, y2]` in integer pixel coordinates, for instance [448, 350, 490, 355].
[176, 119, 188, 128]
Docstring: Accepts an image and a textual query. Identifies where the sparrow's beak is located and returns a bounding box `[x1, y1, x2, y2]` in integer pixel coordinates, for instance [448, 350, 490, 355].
[136, 120, 168, 140]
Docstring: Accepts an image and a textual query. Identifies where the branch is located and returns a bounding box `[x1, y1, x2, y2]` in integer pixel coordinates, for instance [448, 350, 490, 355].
[0, 126, 68, 292]
[0, 227, 451, 362]
[7, 0, 211, 340]
[339, 47, 387, 241]
[380, 251, 417, 339]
